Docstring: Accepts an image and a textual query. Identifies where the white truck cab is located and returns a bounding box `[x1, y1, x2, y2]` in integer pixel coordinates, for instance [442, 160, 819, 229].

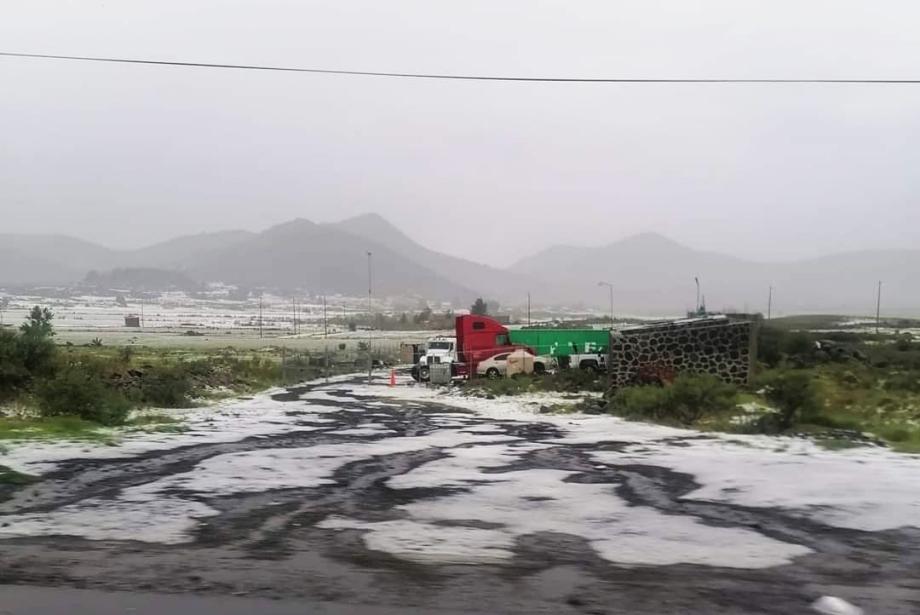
[415, 336, 457, 381]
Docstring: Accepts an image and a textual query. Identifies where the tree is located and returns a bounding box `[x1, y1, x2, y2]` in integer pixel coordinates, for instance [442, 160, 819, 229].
[471, 298, 488, 316]
[414, 306, 432, 324]
[21, 306, 55, 339]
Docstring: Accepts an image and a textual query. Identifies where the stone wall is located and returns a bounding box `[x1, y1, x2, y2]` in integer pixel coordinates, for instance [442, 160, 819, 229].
[608, 317, 757, 388]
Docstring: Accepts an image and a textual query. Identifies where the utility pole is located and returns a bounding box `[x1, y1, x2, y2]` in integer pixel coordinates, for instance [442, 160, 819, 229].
[367, 251, 373, 384]
[259, 294, 263, 339]
[876, 281, 882, 335]
[527, 292, 531, 326]
[323, 294, 329, 384]
[767, 285, 773, 320]
[694, 277, 701, 315]
[140, 294, 145, 329]
[597, 282, 614, 325]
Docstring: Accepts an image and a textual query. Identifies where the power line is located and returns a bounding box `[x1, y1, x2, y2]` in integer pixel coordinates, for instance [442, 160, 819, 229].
[2, 51, 920, 84]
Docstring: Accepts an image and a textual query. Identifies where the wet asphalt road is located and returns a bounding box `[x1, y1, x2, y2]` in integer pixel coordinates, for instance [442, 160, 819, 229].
[1, 377, 919, 614]
[0, 585, 486, 615]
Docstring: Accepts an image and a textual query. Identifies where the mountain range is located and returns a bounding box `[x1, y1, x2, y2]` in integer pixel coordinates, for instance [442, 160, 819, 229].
[1, 215, 917, 316]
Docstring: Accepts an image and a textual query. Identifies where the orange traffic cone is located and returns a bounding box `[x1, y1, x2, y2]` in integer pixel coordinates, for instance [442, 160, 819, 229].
[389, 369, 397, 387]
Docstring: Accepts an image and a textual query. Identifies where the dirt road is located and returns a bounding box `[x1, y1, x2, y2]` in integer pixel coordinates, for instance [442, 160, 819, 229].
[1, 376, 918, 614]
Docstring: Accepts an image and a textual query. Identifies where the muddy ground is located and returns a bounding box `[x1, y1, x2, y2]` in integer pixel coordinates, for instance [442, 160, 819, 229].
[1, 377, 918, 614]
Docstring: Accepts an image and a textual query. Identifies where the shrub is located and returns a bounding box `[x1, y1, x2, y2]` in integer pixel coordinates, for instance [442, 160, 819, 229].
[756, 371, 822, 431]
[608, 373, 738, 425]
[882, 370, 920, 393]
[0, 330, 31, 398]
[136, 365, 194, 407]
[36, 365, 130, 426]
[867, 344, 920, 370]
[550, 368, 605, 393]
[757, 326, 816, 368]
[0, 306, 57, 398]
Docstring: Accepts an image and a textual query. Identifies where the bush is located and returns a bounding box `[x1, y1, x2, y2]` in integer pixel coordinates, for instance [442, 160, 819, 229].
[756, 371, 822, 431]
[0, 306, 57, 398]
[608, 373, 738, 425]
[549, 368, 605, 393]
[36, 365, 131, 426]
[0, 330, 32, 398]
[882, 370, 920, 393]
[136, 365, 194, 407]
[867, 344, 920, 370]
[757, 326, 816, 368]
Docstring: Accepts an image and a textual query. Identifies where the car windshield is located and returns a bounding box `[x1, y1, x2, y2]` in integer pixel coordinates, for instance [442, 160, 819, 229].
[428, 341, 452, 350]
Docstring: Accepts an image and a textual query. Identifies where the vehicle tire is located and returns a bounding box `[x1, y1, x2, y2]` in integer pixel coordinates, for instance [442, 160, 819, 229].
[533, 362, 546, 375]
[419, 365, 430, 381]
[580, 361, 599, 374]
[410, 365, 421, 381]
[486, 367, 501, 380]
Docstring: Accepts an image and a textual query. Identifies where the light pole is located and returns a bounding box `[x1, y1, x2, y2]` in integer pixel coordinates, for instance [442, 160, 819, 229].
[367, 251, 373, 384]
[694, 276, 701, 315]
[527, 292, 531, 326]
[876, 281, 882, 335]
[767, 285, 773, 320]
[323, 294, 329, 384]
[597, 282, 613, 325]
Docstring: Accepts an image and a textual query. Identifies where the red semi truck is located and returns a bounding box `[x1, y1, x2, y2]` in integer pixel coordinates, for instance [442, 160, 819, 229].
[455, 314, 533, 377]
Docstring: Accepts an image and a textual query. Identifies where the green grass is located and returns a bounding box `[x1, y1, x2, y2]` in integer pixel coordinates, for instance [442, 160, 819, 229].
[0, 465, 38, 485]
[126, 413, 181, 426]
[0, 416, 110, 441]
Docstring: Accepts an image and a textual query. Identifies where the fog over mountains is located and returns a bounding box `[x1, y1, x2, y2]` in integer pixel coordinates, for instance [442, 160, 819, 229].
[2, 214, 917, 316]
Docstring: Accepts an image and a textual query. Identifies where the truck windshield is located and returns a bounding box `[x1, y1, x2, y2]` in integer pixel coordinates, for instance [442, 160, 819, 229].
[428, 341, 452, 350]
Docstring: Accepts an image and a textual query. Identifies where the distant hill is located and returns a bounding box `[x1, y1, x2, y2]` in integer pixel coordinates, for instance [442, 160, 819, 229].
[331, 213, 536, 303]
[185, 218, 477, 301]
[4, 221, 920, 315]
[511, 233, 920, 315]
[124, 230, 255, 269]
[0, 233, 116, 281]
[0, 246, 81, 286]
[83, 268, 201, 293]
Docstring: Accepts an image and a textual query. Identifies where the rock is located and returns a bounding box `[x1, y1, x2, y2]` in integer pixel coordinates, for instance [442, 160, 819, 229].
[812, 596, 864, 615]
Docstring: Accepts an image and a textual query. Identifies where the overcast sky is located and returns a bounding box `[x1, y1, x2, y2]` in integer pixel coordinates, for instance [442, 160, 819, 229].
[2, 1, 919, 266]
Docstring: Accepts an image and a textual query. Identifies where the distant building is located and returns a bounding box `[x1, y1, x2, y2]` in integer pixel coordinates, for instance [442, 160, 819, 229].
[125, 314, 141, 327]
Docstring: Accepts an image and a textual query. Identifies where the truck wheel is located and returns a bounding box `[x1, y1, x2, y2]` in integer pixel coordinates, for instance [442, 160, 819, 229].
[410, 365, 421, 381]
[486, 367, 501, 379]
[533, 362, 546, 375]
[419, 366, 430, 381]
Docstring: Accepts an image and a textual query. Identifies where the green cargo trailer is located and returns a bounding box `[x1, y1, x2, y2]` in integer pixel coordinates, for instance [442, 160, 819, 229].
[507, 328, 609, 358]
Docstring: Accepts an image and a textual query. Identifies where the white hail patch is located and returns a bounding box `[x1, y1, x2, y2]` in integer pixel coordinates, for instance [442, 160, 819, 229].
[323, 456, 811, 568]
[603, 438, 920, 532]
[0, 483, 218, 544]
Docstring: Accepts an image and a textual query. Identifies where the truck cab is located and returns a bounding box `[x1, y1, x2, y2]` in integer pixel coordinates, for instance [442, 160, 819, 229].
[413, 335, 457, 382]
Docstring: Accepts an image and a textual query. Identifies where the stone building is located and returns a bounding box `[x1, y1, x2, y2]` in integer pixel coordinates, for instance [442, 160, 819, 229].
[608, 316, 758, 388]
